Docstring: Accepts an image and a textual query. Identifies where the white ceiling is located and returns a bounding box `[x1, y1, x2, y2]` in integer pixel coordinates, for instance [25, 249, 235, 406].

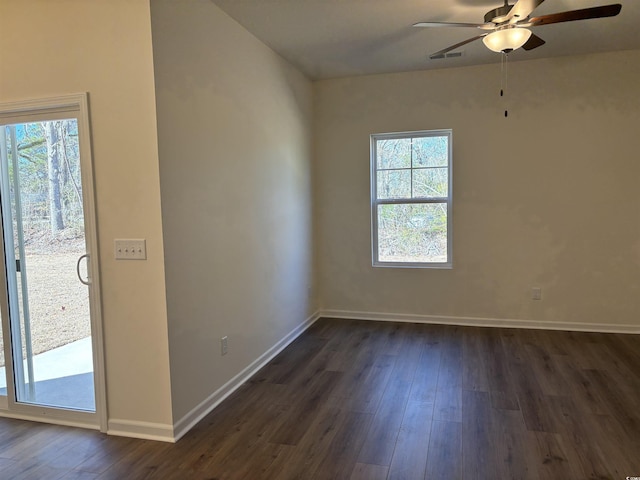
[211, 0, 640, 80]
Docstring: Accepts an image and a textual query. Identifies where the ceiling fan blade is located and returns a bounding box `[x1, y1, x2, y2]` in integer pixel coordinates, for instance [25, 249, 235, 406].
[528, 4, 622, 27]
[429, 34, 487, 59]
[414, 21, 494, 30]
[493, 0, 546, 23]
[522, 33, 546, 50]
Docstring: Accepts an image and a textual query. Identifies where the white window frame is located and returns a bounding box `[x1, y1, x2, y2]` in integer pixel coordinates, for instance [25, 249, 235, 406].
[371, 129, 453, 268]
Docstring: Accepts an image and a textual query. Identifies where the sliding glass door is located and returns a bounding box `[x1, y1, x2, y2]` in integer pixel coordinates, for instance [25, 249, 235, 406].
[0, 95, 105, 428]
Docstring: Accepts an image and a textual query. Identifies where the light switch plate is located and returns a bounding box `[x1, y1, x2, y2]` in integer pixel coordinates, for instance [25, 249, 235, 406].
[115, 239, 147, 260]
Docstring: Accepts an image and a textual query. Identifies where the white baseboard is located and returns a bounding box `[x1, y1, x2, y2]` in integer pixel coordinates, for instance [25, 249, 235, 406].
[320, 309, 640, 334]
[172, 310, 321, 442]
[107, 418, 175, 442]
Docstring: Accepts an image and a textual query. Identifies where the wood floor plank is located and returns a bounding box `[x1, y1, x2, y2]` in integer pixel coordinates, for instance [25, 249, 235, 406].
[436, 326, 463, 390]
[589, 413, 640, 477]
[0, 418, 31, 446]
[490, 389, 520, 411]
[484, 329, 520, 411]
[263, 335, 328, 385]
[10, 462, 68, 480]
[0, 458, 19, 476]
[251, 444, 297, 480]
[174, 381, 291, 472]
[206, 441, 289, 480]
[462, 390, 498, 480]
[616, 332, 640, 365]
[325, 322, 376, 372]
[306, 317, 345, 339]
[268, 370, 342, 446]
[528, 329, 568, 356]
[531, 431, 586, 480]
[425, 420, 462, 480]
[271, 336, 327, 384]
[561, 331, 611, 370]
[281, 322, 359, 391]
[356, 374, 410, 466]
[310, 411, 373, 480]
[194, 403, 289, 475]
[544, 395, 618, 480]
[462, 327, 490, 392]
[95, 439, 173, 480]
[432, 386, 461, 423]
[74, 436, 142, 474]
[387, 401, 432, 480]
[28, 440, 103, 474]
[593, 337, 640, 395]
[0, 426, 107, 479]
[522, 342, 570, 397]
[0, 423, 66, 459]
[0, 457, 64, 480]
[349, 463, 388, 480]
[583, 368, 640, 440]
[407, 330, 441, 405]
[379, 322, 415, 356]
[269, 404, 345, 479]
[357, 328, 423, 466]
[335, 353, 396, 414]
[491, 408, 541, 480]
[59, 470, 101, 480]
[551, 354, 611, 416]
[501, 331, 560, 432]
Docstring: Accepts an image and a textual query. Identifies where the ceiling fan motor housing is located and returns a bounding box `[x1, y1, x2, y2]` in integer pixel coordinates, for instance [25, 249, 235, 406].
[485, 4, 513, 23]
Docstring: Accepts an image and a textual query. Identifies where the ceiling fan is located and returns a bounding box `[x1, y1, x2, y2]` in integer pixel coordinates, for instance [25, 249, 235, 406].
[414, 0, 622, 59]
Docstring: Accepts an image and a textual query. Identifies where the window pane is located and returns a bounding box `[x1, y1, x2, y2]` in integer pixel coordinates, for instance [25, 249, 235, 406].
[377, 138, 411, 169]
[412, 136, 448, 167]
[413, 167, 448, 198]
[377, 203, 447, 263]
[377, 169, 411, 199]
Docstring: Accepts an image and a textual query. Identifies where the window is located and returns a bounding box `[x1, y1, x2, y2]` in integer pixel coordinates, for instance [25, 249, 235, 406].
[371, 130, 452, 268]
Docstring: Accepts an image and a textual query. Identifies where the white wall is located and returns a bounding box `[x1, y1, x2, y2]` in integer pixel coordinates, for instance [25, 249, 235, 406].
[150, 0, 315, 422]
[314, 50, 640, 331]
[0, 0, 173, 431]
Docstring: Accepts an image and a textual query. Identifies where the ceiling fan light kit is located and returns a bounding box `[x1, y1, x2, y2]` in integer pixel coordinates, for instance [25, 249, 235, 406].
[482, 27, 532, 53]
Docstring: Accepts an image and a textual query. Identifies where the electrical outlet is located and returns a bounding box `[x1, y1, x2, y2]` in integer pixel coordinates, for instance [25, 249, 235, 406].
[221, 336, 228, 356]
[114, 239, 147, 260]
[532, 287, 542, 301]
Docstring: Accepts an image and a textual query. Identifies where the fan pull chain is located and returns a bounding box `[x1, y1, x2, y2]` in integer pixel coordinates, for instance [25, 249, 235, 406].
[503, 52, 509, 118]
[500, 52, 504, 98]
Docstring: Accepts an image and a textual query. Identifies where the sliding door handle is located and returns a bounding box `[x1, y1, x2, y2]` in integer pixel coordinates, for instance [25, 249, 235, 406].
[77, 254, 91, 286]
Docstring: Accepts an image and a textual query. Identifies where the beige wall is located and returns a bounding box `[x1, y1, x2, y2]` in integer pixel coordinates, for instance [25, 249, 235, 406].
[0, 1, 173, 428]
[315, 50, 640, 329]
[150, 0, 315, 421]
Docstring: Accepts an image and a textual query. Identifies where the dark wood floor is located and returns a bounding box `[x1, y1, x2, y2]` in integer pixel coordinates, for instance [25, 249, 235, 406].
[1, 318, 639, 479]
